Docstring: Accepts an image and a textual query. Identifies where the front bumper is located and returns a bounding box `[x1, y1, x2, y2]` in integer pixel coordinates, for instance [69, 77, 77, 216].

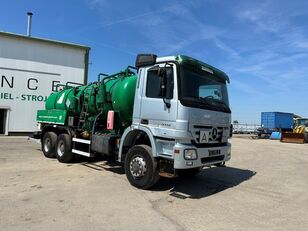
[173, 142, 231, 169]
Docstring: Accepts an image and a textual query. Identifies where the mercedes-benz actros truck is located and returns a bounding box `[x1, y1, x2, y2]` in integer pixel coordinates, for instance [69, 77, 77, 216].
[36, 54, 232, 189]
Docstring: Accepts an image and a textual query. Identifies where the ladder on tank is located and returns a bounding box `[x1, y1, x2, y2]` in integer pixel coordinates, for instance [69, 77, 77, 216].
[78, 102, 88, 130]
[73, 101, 93, 157]
[74, 100, 95, 157]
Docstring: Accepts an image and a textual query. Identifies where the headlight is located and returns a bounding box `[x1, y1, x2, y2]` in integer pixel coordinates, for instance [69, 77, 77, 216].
[184, 149, 198, 160]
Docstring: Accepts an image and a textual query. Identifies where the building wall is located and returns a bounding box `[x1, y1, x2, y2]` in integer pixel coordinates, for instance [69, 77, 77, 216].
[0, 34, 89, 133]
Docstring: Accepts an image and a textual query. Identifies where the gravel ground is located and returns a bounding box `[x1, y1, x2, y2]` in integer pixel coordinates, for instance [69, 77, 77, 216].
[0, 136, 308, 231]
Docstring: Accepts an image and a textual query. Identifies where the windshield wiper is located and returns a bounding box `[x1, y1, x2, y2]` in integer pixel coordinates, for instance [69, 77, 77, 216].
[199, 97, 230, 111]
[210, 99, 231, 112]
[210, 99, 229, 108]
[182, 96, 230, 113]
[184, 96, 215, 108]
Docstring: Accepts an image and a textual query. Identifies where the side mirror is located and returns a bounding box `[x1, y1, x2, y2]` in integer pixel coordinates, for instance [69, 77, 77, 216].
[157, 67, 167, 97]
[158, 68, 171, 108]
[135, 54, 157, 68]
[159, 75, 166, 97]
[158, 67, 167, 78]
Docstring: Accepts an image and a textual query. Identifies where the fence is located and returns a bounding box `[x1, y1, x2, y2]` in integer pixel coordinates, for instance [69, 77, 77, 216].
[232, 123, 260, 134]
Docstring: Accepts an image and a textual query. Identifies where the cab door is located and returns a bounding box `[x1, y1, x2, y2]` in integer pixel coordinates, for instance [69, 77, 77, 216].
[139, 63, 177, 128]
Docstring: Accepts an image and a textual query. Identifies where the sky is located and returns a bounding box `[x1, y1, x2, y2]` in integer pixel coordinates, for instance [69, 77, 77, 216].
[1, 0, 308, 124]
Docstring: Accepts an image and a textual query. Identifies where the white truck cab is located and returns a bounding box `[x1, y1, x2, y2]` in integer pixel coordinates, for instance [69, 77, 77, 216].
[119, 54, 232, 188]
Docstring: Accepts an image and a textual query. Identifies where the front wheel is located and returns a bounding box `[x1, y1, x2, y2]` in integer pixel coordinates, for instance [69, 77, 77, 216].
[56, 134, 74, 163]
[125, 145, 160, 189]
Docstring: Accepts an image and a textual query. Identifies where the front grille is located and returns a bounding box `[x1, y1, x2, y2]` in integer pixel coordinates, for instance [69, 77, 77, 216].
[191, 125, 229, 144]
[201, 155, 224, 164]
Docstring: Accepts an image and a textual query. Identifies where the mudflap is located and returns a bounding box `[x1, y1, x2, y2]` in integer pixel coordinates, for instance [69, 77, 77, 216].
[32, 131, 42, 139]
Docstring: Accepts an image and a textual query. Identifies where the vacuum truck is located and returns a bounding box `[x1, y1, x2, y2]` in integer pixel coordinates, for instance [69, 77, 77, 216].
[37, 54, 232, 189]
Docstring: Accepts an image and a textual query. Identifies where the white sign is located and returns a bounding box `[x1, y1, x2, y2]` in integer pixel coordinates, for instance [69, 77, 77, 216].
[199, 130, 210, 143]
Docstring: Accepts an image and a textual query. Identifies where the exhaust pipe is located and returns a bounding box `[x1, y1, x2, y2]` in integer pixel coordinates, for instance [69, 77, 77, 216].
[27, 12, 33, 36]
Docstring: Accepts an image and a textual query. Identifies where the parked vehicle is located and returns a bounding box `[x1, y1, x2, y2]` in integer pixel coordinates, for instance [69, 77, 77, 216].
[36, 54, 232, 189]
[281, 118, 308, 144]
[257, 112, 293, 137]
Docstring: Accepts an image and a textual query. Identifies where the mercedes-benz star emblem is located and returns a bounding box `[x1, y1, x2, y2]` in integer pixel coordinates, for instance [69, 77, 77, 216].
[211, 127, 218, 140]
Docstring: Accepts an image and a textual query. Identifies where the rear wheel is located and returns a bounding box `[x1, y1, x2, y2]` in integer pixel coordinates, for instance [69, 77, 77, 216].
[125, 145, 160, 189]
[56, 134, 74, 163]
[41, 132, 57, 158]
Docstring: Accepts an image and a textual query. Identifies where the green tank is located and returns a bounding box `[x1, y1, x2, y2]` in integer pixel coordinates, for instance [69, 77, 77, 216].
[40, 67, 137, 131]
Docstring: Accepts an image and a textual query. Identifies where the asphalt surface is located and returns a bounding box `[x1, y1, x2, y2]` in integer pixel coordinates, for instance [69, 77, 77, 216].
[0, 136, 308, 231]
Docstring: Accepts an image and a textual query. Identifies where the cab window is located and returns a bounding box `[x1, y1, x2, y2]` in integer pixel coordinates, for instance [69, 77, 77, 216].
[146, 67, 174, 99]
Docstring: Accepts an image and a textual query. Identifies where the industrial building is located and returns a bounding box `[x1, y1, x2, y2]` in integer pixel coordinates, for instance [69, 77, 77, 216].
[0, 31, 90, 135]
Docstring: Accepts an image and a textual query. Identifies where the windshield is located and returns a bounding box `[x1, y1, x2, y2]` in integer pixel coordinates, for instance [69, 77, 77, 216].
[295, 119, 308, 127]
[179, 65, 231, 113]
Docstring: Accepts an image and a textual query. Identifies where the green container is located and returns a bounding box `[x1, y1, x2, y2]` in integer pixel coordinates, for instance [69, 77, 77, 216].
[42, 68, 137, 130]
[110, 76, 137, 126]
[46, 87, 79, 113]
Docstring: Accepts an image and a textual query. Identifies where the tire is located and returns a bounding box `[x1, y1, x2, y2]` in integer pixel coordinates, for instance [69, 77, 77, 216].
[41, 132, 57, 158]
[177, 168, 201, 177]
[125, 145, 160, 189]
[56, 134, 74, 163]
[304, 133, 308, 143]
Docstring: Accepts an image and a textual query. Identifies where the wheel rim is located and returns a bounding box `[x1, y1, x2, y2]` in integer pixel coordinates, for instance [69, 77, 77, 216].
[44, 138, 51, 152]
[130, 155, 147, 178]
[57, 140, 65, 157]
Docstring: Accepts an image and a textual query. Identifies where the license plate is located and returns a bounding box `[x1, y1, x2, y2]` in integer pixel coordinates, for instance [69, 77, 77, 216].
[200, 131, 210, 143]
[209, 149, 221, 156]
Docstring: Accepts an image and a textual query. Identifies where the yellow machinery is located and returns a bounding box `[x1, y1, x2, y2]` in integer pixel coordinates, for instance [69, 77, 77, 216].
[281, 118, 308, 144]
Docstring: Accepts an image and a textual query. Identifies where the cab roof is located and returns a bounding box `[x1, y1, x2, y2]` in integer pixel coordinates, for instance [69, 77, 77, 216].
[157, 55, 230, 83]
